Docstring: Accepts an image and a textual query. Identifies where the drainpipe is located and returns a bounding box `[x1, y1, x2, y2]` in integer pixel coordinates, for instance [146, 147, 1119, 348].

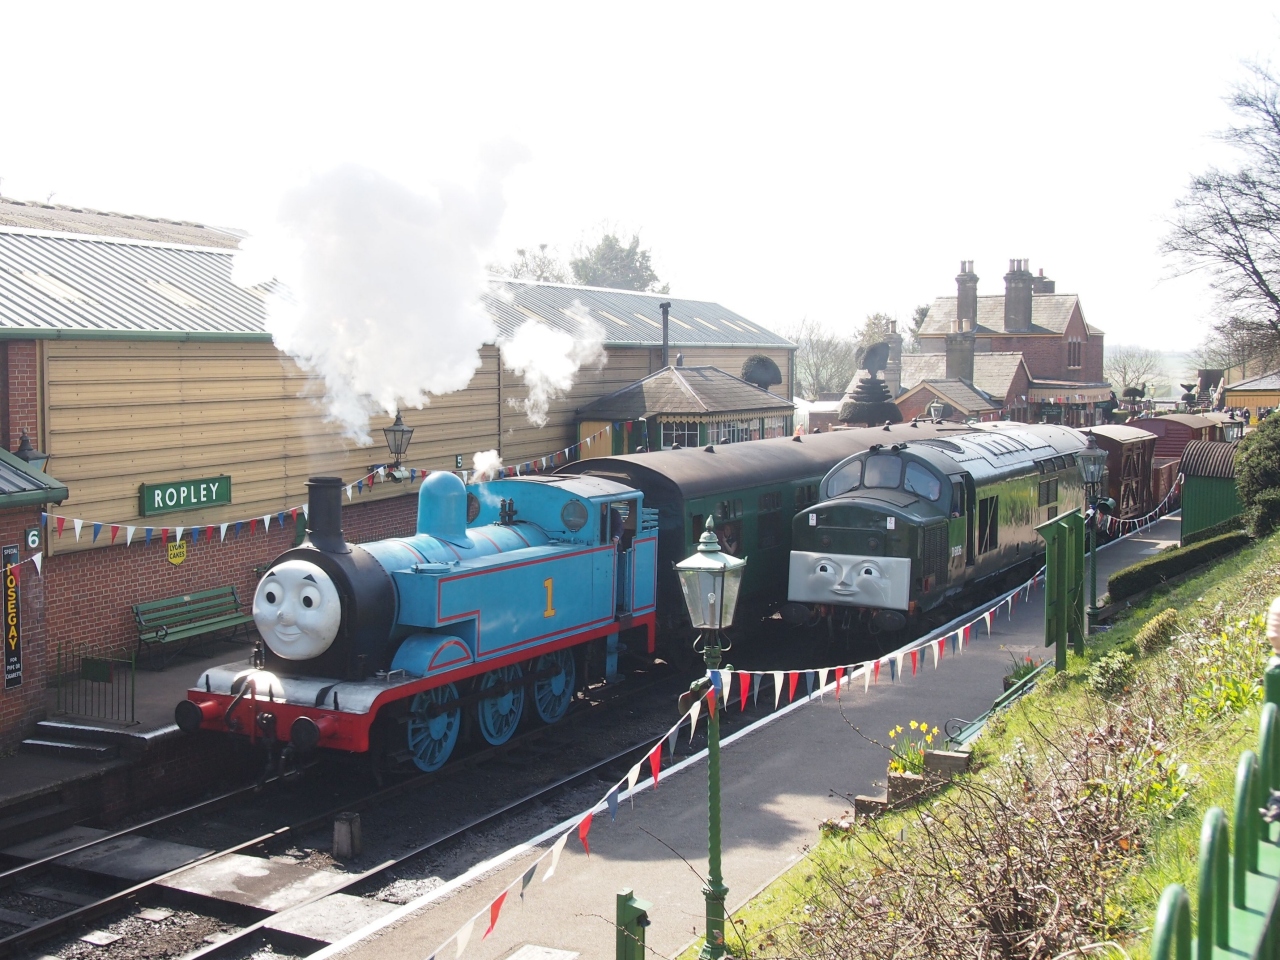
[660, 302, 671, 368]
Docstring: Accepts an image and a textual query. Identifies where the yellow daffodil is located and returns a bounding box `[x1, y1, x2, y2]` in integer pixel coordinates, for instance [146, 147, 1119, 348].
[925, 734, 933, 744]
[889, 729, 897, 739]
[932, 726, 940, 736]
[896, 725, 903, 734]
[910, 720, 918, 730]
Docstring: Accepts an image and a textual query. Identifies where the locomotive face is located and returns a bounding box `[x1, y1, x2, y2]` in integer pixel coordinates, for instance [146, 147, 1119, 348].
[253, 559, 343, 660]
[788, 551, 912, 610]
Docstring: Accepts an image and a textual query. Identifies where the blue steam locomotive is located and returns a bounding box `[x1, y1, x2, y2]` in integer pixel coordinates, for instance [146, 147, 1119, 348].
[176, 471, 657, 771]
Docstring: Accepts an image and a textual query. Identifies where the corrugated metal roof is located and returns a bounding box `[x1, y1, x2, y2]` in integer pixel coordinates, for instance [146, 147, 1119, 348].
[0, 228, 268, 338]
[576, 365, 793, 421]
[0, 446, 68, 506]
[919, 294, 1104, 337]
[484, 279, 793, 348]
[1225, 369, 1280, 391]
[1181, 439, 1240, 479]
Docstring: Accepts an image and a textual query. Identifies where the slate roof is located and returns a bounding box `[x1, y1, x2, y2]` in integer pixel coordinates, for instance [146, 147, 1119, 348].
[0, 198, 242, 249]
[0, 446, 68, 507]
[1225, 369, 1280, 391]
[918, 294, 1103, 337]
[484, 279, 793, 348]
[899, 379, 1000, 414]
[576, 365, 794, 421]
[899, 351, 1028, 399]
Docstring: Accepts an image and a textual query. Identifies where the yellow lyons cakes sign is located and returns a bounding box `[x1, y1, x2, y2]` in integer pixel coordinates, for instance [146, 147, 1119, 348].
[4, 545, 20, 689]
[139, 476, 232, 517]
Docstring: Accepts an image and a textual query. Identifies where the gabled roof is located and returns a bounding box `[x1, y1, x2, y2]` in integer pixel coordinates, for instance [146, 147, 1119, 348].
[576, 365, 794, 421]
[897, 379, 1000, 414]
[899, 351, 1029, 399]
[0, 197, 242, 249]
[1225, 369, 1280, 391]
[484, 279, 793, 349]
[919, 294, 1103, 337]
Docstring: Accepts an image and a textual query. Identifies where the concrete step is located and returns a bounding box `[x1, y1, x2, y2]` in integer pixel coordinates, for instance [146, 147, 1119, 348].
[19, 739, 119, 762]
[0, 802, 78, 849]
[34, 720, 134, 747]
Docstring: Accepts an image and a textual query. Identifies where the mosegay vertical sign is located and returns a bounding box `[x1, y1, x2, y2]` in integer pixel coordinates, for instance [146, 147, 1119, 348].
[4, 545, 20, 689]
[139, 476, 232, 517]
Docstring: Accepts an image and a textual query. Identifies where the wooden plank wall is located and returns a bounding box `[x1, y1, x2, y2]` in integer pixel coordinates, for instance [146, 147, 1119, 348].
[43, 341, 502, 555]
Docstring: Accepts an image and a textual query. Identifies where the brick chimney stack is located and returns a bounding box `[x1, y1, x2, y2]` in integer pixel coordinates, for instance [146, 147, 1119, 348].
[1003, 258, 1034, 332]
[955, 260, 978, 333]
[1031, 267, 1055, 295]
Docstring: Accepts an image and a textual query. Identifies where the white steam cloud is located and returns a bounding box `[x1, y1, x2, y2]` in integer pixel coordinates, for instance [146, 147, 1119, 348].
[234, 152, 525, 443]
[471, 449, 504, 480]
[500, 300, 606, 428]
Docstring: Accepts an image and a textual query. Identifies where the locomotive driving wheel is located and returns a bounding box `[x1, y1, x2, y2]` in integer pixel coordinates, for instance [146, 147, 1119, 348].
[406, 683, 461, 772]
[532, 649, 576, 724]
[476, 664, 524, 745]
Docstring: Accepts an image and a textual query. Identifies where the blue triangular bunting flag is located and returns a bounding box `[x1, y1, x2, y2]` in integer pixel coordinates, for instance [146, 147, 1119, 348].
[92, 522, 102, 543]
[277, 512, 285, 529]
[144, 527, 153, 546]
[357, 478, 364, 493]
[606, 787, 619, 821]
[235, 521, 244, 539]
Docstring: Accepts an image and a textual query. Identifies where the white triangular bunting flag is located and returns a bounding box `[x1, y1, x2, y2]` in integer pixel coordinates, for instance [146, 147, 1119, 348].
[627, 761, 642, 806]
[930, 641, 939, 669]
[543, 831, 570, 881]
[455, 917, 476, 958]
[126, 526, 136, 546]
[31, 554, 41, 575]
[175, 526, 184, 542]
[220, 523, 228, 542]
[667, 722, 679, 755]
[817, 668, 830, 698]
[377, 466, 386, 478]
[688, 698, 702, 739]
[864, 663, 872, 693]
[773, 671, 785, 710]
[262, 514, 272, 532]
[721, 670, 733, 706]
[896, 651, 907, 679]
[73, 518, 83, 541]
[346, 485, 353, 500]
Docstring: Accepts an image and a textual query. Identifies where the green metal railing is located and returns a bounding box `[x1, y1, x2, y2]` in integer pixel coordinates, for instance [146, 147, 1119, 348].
[54, 643, 137, 724]
[1150, 656, 1280, 959]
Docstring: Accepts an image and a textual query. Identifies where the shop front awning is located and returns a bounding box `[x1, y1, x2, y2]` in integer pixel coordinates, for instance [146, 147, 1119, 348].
[1028, 382, 1113, 404]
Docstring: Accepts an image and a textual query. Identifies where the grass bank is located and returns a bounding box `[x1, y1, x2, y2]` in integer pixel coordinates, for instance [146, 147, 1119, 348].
[689, 531, 1279, 960]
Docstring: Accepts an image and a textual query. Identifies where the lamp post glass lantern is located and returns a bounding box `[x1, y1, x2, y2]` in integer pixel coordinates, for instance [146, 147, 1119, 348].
[675, 517, 746, 959]
[381, 414, 412, 473]
[14, 431, 49, 473]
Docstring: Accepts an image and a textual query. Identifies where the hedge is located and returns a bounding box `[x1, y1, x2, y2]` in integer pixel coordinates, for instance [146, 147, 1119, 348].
[1107, 531, 1251, 603]
[1182, 513, 1244, 547]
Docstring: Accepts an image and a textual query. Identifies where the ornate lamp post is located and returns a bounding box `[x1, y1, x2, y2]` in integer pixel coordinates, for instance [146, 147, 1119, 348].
[14, 431, 50, 473]
[675, 517, 747, 960]
[380, 412, 414, 481]
[1077, 434, 1114, 627]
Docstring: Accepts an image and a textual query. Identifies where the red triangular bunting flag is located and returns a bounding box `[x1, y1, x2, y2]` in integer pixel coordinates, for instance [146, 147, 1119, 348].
[578, 811, 594, 856]
[56, 516, 65, 536]
[649, 742, 662, 787]
[8, 564, 17, 582]
[483, 890, 507, 939]
[938, 637, 945, 660]
[873, 660, 881, 684]
[739, 672, 750, 712]
[963, 625, 972, 645]
[788, 671, 799, 702]
[161, 528, 169, 545]
[910, 649, 918, 675]
[249, 518, 258, 535]
[206, 525, 214, 544]
[708, 687, 717, 716]
[834, 666, 845, 699]
[110, 524, 120, 544]
[290, 507, 298, 523]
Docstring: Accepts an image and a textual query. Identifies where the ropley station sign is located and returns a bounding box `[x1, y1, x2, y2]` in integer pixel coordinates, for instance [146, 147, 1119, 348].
[139, 476, 232, 517]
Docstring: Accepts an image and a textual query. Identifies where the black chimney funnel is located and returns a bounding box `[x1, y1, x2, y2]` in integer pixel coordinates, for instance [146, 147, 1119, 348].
[304, 477, 350, 554]
[659, 301, 671, 368]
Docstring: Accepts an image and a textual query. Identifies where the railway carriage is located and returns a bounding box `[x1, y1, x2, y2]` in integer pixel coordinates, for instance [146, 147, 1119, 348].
[787, 423, 1088, 625]
[177, 471, 657, 772]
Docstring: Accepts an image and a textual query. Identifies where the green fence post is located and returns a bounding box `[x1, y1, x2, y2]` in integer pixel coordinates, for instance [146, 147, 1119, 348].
[616, 888, 652, 960]
[1262, 703, 1279, 796]
[1197, 808, 1229, 959]
[1152, 884, 1192, 960]
[1233, 750, 1260, 907]
[1062, 509, 1086, 656]
[1036, 516, 1069, 671]
[1267, 656, 1280, 708]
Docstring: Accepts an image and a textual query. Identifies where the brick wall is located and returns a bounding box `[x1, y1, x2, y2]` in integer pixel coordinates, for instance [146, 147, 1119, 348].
[8, 341, 38, 445]
[0, 487, 420, 749]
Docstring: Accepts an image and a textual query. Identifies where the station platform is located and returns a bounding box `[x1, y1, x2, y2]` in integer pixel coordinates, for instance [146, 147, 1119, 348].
[317, 515, 1183, 960]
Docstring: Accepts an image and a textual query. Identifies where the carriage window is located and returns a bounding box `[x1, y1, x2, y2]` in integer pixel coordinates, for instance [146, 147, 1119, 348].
[864, 455, 903, 489]
[1038, 477, 1059, 506]
[903, 463, 941, 501]
[795, 484, 819, 509]
[758, 511, 784, 549]
[827, 460, 863, 497]
[978, 496, 999, 553]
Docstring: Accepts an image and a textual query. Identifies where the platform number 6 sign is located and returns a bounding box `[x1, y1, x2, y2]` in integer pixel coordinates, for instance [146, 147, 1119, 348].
[23, 528, 39, 551]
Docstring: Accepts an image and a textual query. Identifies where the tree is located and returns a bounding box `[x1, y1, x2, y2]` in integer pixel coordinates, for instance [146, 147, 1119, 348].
[1104, 344, 1166, 394]
[855, 312, 897, 355]
[905, 303, 930, 354]
[570, 233, 669, 293]
[1235, 412, 1280, 533]
[489, 244, 569, 283]
[784, 317, 856, 400]
[1164, 64, 1280, 371]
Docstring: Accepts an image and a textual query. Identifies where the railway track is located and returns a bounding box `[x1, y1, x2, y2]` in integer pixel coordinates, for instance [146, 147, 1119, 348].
[0, 661, 686, 959]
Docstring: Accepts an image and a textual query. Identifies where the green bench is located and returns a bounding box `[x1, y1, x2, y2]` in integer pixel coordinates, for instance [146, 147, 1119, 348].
[133, 586, 255, 669]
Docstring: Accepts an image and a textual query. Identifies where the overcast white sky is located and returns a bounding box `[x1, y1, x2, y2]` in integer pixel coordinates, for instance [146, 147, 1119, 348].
[2, 2, 1276, 350]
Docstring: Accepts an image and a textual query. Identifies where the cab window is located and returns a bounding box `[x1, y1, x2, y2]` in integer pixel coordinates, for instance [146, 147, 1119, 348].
[904, 462, 941, 500]
[827, 459, 863, 497]
[864, 455, 903, 489]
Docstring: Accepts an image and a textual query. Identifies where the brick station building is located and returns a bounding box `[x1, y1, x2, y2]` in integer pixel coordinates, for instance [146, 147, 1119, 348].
[907, 260, 1112, 425]
[0, 199, 795, 748]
